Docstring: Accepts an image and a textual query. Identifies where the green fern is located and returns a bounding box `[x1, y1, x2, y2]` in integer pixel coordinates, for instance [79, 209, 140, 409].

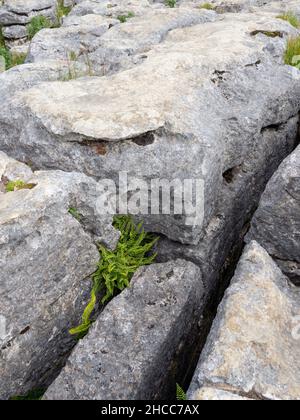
[70, 216, 158, 339]
[176, 383, 187, 401]
[284, 36, 300, 68]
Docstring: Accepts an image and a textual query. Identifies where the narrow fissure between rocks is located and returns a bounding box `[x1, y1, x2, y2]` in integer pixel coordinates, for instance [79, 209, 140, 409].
[158, 122, 300, 399]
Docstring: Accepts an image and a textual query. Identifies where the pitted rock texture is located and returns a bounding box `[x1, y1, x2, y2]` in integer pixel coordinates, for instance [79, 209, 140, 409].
[157, 115, 299, 295]
[0, 152, 118, 400]
[1, 7, 300, 245]
[43, 260, 204, 400]
[188, 241, 300, 401]
[0, 0, 57, 48]
[0, 0, 300, 402]
[192, 387, 253, 400]
[247, 145, 300, 285]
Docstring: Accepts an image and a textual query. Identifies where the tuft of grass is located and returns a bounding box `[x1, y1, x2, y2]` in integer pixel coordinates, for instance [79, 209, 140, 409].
[70, 216, 158, 339]
[56, 0, 73, 24]
[165, 0, 177, 7]
[176, 384, 187, 401]
[0, 48, 26, 70]
[284, 36, 300, 68]
[250, 29, 283, 38]
[6, 180, 26, 192]
[199, 2, 215, 10]
[27, 16, 52, 40]
[0, 46, 10, 69]
[0, 27, 5, 48]
[0, 27, 10, 69]
[26, 1, 74, 39]
[68, 207, 82, 222]
[10, 389, 45, 401]
[117, 12, 135, 23]
[277, 12, 300, 29]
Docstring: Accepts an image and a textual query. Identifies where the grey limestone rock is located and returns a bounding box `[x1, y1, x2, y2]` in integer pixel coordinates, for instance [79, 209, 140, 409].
[189, 241, 300, 401]
[0, 152, 118, 400]
[44, 260, 204, 400]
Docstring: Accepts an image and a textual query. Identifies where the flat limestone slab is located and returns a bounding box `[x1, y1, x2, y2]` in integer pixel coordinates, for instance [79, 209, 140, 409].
[1, 11, 299, 245]
[189, 241, 300, 401]
[0, 0, 57, 25]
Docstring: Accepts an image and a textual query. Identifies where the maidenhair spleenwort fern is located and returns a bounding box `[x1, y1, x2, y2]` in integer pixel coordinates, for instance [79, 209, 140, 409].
[176, 384, 187, 401]
[70, 216, 158, 339]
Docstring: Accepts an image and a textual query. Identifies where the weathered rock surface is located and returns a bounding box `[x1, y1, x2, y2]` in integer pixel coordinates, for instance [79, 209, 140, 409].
[44, 260, 204, 400]
[27, 14, 119, 64]
[192, 387, 253, 400]
[247, 145, 300, 285]
[0, 151, 32, 189]
[0, 0, 300, 401]
[1, 10, 300, 245]
[189, 241, 300, 401]
[0, 152, 118, 400]
[0, 0, 57, 47]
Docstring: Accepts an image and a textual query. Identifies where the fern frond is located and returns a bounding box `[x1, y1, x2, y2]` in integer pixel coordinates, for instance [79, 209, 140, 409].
[176, 384, 187, 401]
[70, 216, 158, 338]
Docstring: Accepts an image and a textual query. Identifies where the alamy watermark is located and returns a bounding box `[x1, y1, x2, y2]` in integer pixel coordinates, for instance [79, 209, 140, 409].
[95, 171, 205, 227]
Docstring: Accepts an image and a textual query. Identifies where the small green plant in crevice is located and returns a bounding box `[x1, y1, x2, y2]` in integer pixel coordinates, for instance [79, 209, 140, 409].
[60, 50, 95, 81]
[284, 36, 300, 68]
[199, 2, 215, 10]
[56, 0, 73, 24]
[10, 52, 27, 67]
[0, 28, 26, 70]
[0, 47, 26, 70]
[0, 26, 5, 47]
[117, 11, 135, 23]
[27, 15, 53, 40]
[68, 207, 82, 222]
[165, 0, 177, 7]
[277, 12, 300, 29]
[5, 180, 36, 193]
[10, 388, 45, 401]
[0, 45, 10, 69]
[70, 216, 159, 339]
[26, 1, 74, 39]
[176, 384, 187, 401]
